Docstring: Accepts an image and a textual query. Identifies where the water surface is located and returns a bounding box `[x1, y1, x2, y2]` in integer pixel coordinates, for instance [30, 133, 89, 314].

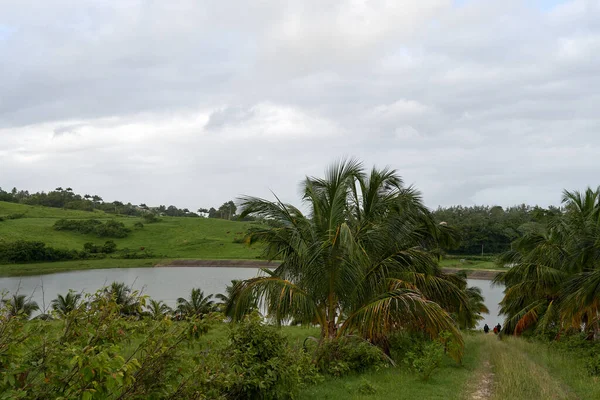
[0, 268, 504, 327]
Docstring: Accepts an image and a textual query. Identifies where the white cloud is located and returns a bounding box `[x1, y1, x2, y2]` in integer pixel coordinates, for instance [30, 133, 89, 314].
[1, 0, 600, 210]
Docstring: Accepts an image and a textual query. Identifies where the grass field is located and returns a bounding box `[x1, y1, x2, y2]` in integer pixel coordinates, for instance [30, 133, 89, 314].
[1, 201, 506, 277]
[439, 257, 503, 271]
[300, 333, 485, 400]
[0, 201, 265, 276]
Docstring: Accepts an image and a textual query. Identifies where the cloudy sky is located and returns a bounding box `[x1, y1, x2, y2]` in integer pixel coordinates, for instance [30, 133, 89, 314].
[1, 0, 599, 211]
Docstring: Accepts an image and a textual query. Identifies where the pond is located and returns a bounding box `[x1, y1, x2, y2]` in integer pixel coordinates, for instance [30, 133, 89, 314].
[0, 267, 504, 328]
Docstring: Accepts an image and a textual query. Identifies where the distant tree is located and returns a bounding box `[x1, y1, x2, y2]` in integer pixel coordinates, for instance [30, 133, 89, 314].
[144, 299, 172, 320]
[218, 201, 237, 220]
[104, 282, 142, 316]
[176, 288, 216, 319]
[51, 291, 82, 317]
[2, 294, 39, 319]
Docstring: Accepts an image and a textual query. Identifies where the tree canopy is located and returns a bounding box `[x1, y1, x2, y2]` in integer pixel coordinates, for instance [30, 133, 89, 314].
[228, 159, 484, 358]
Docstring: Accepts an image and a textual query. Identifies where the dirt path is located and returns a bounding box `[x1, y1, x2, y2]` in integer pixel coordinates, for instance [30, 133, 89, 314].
[470, 359, 495, 400]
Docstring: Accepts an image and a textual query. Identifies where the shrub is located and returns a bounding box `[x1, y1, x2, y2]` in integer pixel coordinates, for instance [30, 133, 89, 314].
[142, 213, 161, 223]
[0, 213, 25, 221]
[116, 248, 156, 259]
[133, 221, 144, 229]
[403, 340, 445, 381]
[102, 240, 117, 254]
[226, 315, 316, 399]
[53, 219, 130, 238]
[314, 337, 388, 376]
[83, 240, 118, 254]
[586, 354, 600, 376]
[357, 378, 378, 395]
[0, 240, 81, 263]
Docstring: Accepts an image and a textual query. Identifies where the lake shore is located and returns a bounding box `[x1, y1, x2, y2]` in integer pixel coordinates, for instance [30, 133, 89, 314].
[157, 259, 502, 280]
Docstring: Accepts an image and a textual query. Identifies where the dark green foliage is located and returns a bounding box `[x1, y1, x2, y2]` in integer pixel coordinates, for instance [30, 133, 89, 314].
[226, 316, 319, 399]
[433, 204, 556, 255]
[142, 213, 160, 223]
[314, 337, 388, 376]
[0, 240, 81, 263]
[54, 219, 131, 238]
[357, 379, 378, 395]
[133, 221, 144, 229]
[116, 248, 157, 259]
[0, 213, 25, 221]
[83, 240, 118, 254]
[404, 340, 445, 381]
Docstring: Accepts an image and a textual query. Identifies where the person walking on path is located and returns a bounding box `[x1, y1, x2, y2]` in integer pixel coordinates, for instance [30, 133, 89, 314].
[484, 324, 490, 334]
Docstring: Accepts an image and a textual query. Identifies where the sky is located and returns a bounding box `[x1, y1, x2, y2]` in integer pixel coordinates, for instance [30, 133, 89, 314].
[1, 0, 599, 211]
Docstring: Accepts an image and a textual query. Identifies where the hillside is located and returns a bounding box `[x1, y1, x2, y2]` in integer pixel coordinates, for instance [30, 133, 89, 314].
[0, 201, 263, 276]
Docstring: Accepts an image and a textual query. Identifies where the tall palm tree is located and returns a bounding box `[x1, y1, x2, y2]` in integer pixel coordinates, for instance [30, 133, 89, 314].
[2, 294, 39, 319]
[145, 299, 172, 320]
[104, 282, 142, 316]
[176, 288, 216, 319]
[496, 187, 600, 337]
[51, 291, 82, 317]
[229, 160, 473, 357]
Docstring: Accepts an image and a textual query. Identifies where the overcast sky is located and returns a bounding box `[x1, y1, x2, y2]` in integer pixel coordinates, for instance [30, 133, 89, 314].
[1, 0, 599, 211]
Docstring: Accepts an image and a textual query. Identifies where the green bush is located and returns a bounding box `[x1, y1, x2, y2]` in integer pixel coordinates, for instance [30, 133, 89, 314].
[83, 240, 118, 254]
[314, 337, 388, 376]
[142, 213, 161, 223]
[403, 340, 445, 381]
[54, 219, 130, 238]
[0, 240, 81, 263]
[133, 221, 144, 229]
[227, 315, 319, 399]
[0, 213, 25, 221]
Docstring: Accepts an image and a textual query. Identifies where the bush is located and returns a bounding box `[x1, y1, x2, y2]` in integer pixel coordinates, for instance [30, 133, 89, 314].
[0, 240, 81, 263]
[116, 248, 156, 259]
[226, 316, 319, 399]
[403, 340, 444, 381]
[133, 221, 144, 229]
[142, 214, 161, 223]
[83, 240, 118, 254]
[314, 337, 388, 376]
[54, 219, 130, 238]
[0, 213, 25, 221]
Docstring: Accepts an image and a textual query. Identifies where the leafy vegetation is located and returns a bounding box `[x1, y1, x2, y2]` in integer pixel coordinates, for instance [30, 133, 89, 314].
[230, 160, 484, 363]
[54, 218, 131, 238]
[495, 187, 600, 337]
[433, 204, 558, 255]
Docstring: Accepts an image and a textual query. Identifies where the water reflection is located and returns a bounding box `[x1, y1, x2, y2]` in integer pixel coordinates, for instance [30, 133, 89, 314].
[0, 268, 505, 326]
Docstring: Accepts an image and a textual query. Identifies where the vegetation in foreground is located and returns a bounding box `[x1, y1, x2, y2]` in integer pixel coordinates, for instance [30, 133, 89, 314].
[495, 187, 600, 337]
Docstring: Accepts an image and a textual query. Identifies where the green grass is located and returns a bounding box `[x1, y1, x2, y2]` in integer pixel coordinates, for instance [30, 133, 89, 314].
[299, 333, 485, 400]
[0, 201, 111, 219]
[500, 337, 600, 400]
[439, 258, 503, 271]
[0, 201, 508, 277]
[0, 201, 266, 276]
[0, 258, 165, 277]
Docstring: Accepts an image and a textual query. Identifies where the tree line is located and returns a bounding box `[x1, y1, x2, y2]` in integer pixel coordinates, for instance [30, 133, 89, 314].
[0, 186, 247, 220]
[432, 204, 561, 255]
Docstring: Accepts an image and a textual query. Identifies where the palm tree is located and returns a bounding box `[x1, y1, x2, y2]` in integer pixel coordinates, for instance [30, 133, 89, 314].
[104, 282, 142, 316]
[51, 291, 82, 317]
[495, 187, 600, 337]
[145, 299, 172, 320]
[176, 288, 216, 319]
[2, 294, 39, 319]
[456, 286, 489, 330]
[215, 280, 257, 317]
[229, 160, 473, 357]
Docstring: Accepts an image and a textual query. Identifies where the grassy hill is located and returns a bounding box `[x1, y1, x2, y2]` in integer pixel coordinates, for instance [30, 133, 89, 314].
[0, 201, 264, 276]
